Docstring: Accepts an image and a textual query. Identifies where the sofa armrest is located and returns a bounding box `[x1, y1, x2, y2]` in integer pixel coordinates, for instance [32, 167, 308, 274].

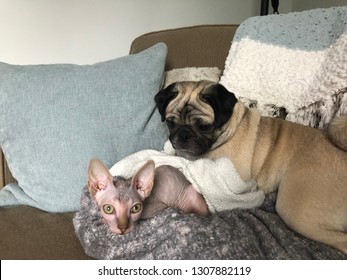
[0, 150, 3, 188]
[0, 149, 16, 189]
[130, 24, 238, 71]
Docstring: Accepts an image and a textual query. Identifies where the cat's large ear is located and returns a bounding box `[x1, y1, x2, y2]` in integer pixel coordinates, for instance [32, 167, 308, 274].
[88, 158, 113, 198]
[132, 160, 155, 199]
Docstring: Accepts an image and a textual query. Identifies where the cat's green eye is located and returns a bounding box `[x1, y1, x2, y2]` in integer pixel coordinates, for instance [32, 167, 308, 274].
[103, 204, 115, 214]
[130, 203, 142, 214]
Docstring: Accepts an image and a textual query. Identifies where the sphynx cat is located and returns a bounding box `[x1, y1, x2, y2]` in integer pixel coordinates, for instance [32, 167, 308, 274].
[88, 158, 209, 235]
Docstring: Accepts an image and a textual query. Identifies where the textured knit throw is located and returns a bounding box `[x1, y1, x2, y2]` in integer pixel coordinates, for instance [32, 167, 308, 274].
[220, 6, 347, 128]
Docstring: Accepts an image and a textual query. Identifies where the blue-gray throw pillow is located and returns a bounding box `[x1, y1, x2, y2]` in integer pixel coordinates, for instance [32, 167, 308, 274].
[0, 43, 168, 212]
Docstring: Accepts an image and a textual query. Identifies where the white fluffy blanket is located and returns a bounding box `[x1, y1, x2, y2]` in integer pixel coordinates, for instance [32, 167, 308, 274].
[109, 141, 264, 213]
[163, 67, 221, 88]
[220, 6, 347, 128]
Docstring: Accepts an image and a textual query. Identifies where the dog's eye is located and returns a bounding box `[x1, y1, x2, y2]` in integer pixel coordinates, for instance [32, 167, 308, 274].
[166, 119, 175, 129]
[198, 124, 213, 133]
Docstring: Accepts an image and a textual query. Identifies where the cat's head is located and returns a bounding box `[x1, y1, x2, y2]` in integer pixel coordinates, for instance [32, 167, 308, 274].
[88, 159, 155, 234]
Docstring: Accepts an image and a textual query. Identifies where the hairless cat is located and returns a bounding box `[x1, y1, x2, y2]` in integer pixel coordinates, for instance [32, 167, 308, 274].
[88, 158, 209, 234]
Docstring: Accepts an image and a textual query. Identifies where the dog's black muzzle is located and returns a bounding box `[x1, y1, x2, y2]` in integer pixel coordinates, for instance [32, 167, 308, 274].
[170, 126, 213, 156]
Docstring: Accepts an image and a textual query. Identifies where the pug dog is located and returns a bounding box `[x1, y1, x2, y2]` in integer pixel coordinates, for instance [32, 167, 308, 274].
[155, 81, 238, 159]
[155, 81, 347, 254]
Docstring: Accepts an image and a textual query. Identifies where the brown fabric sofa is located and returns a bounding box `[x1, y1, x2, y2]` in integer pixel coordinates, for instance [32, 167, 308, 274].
[0, 24, 238, 259]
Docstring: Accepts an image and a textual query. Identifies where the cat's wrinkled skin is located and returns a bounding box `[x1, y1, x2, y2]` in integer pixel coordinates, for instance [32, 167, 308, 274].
[88, 159, 209, 235]
[141, 165, 209, 218]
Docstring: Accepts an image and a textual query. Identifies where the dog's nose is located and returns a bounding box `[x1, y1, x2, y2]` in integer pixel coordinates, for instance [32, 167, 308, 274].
[179, 128, 192, 141]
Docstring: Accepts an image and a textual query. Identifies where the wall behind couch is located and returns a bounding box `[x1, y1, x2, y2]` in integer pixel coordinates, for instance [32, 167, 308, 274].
[0, 0, 293, 65]
[1, 0, 344, 65]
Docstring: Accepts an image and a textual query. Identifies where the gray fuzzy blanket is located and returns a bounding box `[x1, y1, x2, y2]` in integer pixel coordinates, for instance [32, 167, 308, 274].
[73, 186, 346, 259]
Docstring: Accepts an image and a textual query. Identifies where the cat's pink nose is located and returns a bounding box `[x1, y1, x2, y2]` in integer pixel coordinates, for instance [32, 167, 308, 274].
[118, 223, 129, 234]
[119, 228, 127, 234]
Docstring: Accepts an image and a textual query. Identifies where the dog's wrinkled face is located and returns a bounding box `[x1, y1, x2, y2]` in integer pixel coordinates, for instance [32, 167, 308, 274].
[155, 81, 237, 157]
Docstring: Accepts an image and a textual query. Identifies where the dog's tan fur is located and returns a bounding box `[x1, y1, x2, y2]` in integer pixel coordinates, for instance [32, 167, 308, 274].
[165, 82, 216, 134]
[160, 81, 347, 254]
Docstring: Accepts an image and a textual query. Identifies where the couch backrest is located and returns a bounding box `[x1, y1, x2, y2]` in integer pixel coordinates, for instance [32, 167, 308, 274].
[130, 24, 238, 71]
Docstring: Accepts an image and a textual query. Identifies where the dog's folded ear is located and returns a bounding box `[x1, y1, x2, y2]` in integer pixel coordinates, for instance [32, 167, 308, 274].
[201, 84, 237, 128]
[154, 83, 179, 122]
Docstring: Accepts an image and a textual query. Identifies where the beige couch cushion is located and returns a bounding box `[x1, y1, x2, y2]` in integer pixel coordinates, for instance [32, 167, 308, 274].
[130, 24, 238, 71]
